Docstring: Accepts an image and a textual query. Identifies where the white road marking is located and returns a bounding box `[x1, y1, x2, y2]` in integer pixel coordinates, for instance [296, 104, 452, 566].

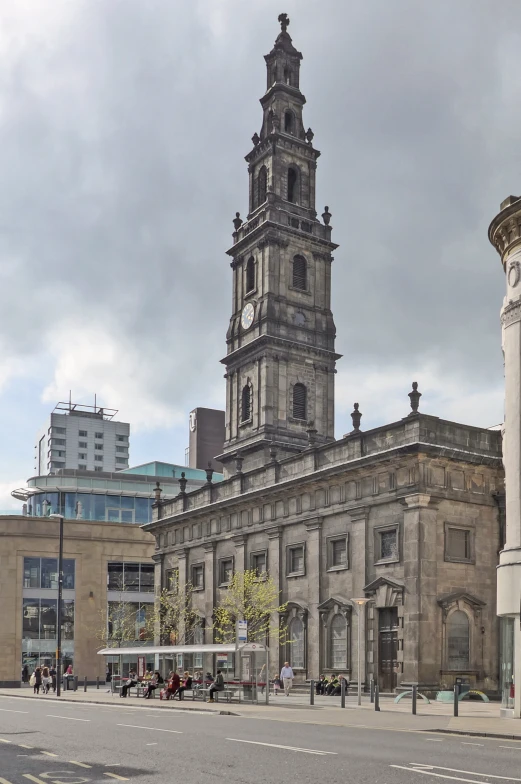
[425, 739, 443, 742]
[461, 743, 484, 746]
[47, 714, 90, 722]
[117, 724, 182, 734]
[69, 762, 92, 768]
[104, 774, 129, 781]
[18, 744, 33, 749]
[0, 739, 12, 743]
[499, 746, 521, 750]
[0, 708, 29, 714]
[146, 742, 158, 746]
[226, 738, 337, 756]
[41, 751, 58, 757]
[392, 763, 521, 782]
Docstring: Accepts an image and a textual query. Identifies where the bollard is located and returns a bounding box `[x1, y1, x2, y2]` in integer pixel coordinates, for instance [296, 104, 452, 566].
[453, 685, 459, 717]
[96, 676, 100, 690]
[310, 679, 315, 706]
[370, 678, 375, 704]
[84, 676, 87, 693]
[412, 684, 417, 715]
[341, 678, 346, 708]
[374, 684, 380, 711]
[73, 676, 78, 692]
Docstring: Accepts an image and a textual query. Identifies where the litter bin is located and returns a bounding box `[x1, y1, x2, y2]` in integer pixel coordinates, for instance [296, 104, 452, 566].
[64, 675, 73, 690]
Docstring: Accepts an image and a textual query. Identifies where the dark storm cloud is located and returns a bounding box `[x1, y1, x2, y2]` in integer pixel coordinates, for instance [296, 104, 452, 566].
[0, 0, 518, 442]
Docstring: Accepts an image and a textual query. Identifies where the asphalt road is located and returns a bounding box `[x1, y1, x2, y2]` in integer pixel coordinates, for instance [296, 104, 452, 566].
[1, 694, 521, 784]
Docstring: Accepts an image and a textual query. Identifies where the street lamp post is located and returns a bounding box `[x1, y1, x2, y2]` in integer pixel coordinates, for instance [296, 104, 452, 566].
[50, 514, 64, 697]
[352, 598, 370, 706]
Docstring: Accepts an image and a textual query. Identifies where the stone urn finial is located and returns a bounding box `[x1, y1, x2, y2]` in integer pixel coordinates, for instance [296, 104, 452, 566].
[408, 381, 422, 415]
[178, 472, 187, 495]
[350, 403, 362, 433]
[153, 481, 162, 502]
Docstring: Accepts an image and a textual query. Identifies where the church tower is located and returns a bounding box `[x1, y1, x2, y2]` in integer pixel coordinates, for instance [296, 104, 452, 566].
[218, 14, 340, 475]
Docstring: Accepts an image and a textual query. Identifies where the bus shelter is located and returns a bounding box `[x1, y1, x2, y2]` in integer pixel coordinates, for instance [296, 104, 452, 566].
[97, 642, 269, 704]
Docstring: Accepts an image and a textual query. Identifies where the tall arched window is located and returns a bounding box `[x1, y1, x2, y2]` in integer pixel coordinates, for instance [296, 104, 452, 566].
[448, 610, 470, 670]
[257, 166, 267, 206]
[246, 257, 255, 292]
[289, 616, 304, 669]
[284, 111, 294, 134]
[287, 167, 298, 202]
[330, 614, 348, 670]
[284, 67, 291, 85]
[241, 384, 252, 422]
[292, 383, 307, 421]
[292, 255, 307, 290]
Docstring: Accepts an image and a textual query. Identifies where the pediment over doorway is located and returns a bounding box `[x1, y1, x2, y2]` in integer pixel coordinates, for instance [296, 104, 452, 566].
[363, 576, 404, 608]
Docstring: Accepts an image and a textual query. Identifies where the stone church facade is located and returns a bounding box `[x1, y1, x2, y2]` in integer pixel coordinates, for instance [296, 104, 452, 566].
[146, 16, 504, 693]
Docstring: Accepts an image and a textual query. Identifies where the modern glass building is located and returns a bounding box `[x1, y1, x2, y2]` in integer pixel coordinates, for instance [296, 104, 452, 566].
[12, 462, 223, 525]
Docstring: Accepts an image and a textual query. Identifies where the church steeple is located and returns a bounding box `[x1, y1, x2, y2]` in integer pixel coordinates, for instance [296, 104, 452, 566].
[217, 15, 341, 477]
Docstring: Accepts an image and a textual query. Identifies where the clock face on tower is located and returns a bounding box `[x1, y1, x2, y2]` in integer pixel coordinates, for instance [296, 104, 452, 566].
[241, 302, 255, 330]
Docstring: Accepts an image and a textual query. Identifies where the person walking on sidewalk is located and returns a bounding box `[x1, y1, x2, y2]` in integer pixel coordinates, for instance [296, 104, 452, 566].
[280, 662, 294, 696]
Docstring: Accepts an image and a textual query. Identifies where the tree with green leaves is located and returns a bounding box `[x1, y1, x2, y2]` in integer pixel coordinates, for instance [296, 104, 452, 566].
[149, 574, 201, 646]
[212, 568, 288, 644]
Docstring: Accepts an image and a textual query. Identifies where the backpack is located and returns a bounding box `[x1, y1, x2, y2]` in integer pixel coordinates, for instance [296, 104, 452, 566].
[29, 673, 36, 687]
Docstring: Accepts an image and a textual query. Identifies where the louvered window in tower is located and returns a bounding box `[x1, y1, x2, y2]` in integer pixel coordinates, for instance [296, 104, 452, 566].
[287, 167, 297, 202]
[246, 257, 255, 292]
[241, 385, 252, 422]
[292, 383, 307, 421]
[284, 111, 294, 134]
[258, 166, 267, 206]
[292, 256, 307, 290]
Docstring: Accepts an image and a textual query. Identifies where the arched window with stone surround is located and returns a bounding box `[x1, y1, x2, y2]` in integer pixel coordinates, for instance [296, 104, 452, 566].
[447, 610, 470, 670]
[287, 166, 298, 203]
[330, 613, 348, 670]
[257, 166, 267, 206]
[289, 616, 305, 669]
[292, 383, 307, 421]
[292, 255, 307, 290]
[245, 257, 255, 293]
[241, 384, 252, 422]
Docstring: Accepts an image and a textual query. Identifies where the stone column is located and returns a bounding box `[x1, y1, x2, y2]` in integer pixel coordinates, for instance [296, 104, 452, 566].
[401, 493, 438, 686]
[203, 543, 216, 642]
[349, 507, 369, 684]
[177, 549, 189, 644]
[489, 198, 521, 718]
[267, 526, 282, 673]
[305, 517, 322, 679]
[233, 534, 246, 573]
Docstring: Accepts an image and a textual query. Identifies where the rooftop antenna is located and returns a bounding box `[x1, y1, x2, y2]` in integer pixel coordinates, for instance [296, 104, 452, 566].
[69, 390, 72, 412]
[94, 393, 97, 414]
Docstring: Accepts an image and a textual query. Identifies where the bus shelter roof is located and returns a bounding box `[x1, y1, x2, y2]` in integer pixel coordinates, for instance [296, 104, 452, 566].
[97, 643, 267, 656]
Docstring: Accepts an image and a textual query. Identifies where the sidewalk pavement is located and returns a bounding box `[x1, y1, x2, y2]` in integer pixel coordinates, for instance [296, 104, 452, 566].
[1, 687, 520, 740]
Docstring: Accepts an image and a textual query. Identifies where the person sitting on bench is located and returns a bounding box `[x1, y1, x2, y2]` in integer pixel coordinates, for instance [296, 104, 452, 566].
[207, 670, 224, 702]
[144, 671, 163, 699]
[121, 670, 138, 698]
[166, 671, 180, 700]
[177, 671, 192, 700]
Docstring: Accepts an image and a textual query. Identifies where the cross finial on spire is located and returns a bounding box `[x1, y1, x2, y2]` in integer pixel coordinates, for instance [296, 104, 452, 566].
[278, 12, 290, 32]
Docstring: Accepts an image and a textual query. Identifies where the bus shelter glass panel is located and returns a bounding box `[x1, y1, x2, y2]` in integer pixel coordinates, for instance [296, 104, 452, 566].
[239, 648, 268, 703]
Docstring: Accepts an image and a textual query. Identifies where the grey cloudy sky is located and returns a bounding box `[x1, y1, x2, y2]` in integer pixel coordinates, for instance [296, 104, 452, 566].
[0, 0, 517, 507]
